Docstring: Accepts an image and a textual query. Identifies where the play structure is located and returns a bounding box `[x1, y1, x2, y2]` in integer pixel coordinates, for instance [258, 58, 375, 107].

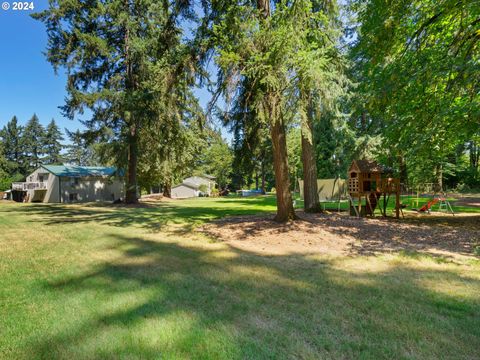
[407, 183, 455, 215]
[347, 160, 401, 218]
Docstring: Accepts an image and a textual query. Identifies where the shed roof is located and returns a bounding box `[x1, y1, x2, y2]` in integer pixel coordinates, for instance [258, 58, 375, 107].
[173, 182, 200, 190]
[41, 165, 119, 178]
[202, 174, 216, 180]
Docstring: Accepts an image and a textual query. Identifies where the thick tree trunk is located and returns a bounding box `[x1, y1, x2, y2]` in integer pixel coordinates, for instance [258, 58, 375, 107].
[125, 124, 138, 204]
[301, 96, 321, 213]
[270, 119, 297, 222]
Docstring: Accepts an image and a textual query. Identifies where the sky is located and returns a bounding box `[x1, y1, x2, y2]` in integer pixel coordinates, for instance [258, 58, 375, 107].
[0, 2, 78, 132]
[0, 1, 222, 139]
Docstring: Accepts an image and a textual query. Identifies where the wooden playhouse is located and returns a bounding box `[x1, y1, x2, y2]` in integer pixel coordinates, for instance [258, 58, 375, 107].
[348, 160, 401, 218]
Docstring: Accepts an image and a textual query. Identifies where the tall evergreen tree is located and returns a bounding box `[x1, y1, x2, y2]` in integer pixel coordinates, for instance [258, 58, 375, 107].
[23, 114, 45, 171]
[213, 1, 311, 221]
[292, 0, 347, 212]
[33, 1, 197, 203]
[64, 129, 94, 166]
[194, 129, 233, 190]
[43, 119, 64, 164]
[0, 115, 24, 175]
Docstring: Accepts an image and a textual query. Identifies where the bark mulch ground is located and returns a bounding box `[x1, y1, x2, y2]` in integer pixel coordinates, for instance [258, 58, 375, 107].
[199, 211, 480, 259]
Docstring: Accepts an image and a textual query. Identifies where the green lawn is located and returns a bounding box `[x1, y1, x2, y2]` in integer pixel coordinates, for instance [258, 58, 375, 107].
[1, 198, 479, 359]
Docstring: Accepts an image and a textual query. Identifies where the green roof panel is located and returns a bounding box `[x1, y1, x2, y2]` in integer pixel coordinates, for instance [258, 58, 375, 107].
[41, 165, 120, 178]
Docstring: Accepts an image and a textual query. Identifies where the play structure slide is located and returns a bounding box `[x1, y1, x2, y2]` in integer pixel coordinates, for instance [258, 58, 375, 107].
[418, 198, 439, 212]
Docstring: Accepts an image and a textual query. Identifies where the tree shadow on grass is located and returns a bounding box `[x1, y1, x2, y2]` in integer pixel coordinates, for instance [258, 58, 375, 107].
[1, 200, 277, 233]
[28, 232, 480, 359]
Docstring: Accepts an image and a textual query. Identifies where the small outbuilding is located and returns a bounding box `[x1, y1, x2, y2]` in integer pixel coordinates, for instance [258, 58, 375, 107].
[171, 175, 216, 199]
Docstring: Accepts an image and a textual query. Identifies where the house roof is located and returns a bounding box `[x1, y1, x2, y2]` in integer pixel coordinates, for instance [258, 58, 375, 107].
[202, 174, 216, 180]
[41, 165, 119, 178]
[173, 181, 200, 190]
[173, 175, 215, 190]
[184, 176, 215, 184]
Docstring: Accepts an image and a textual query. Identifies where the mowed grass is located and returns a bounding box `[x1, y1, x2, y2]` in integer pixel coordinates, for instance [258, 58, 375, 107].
[1, 198, 479, 359]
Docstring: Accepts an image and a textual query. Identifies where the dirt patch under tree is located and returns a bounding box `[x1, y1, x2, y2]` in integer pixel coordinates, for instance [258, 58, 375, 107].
[199, 211, 480, 259]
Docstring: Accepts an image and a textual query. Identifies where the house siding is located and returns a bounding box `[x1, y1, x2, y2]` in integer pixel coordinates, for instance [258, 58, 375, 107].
[25, 168, 55, 202]
[59, 177, 124, 203]
[183, 176, 215, 195]
[171, 185, 198, 199]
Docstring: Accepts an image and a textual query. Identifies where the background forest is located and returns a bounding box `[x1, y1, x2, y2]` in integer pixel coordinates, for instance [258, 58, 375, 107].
[1, 0, 478, 199]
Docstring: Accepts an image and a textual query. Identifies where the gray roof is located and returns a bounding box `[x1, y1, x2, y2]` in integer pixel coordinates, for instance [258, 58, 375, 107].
[42, 165, 119, 178]
[173, 182, 200, 190]
[173, 175, 215, 190]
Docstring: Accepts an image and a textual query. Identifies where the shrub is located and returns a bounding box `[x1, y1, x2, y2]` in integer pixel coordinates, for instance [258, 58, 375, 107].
[474, 245, 480, 257]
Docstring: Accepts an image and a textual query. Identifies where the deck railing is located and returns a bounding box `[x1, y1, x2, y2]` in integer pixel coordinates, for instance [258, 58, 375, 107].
[12, 182, 48, 191]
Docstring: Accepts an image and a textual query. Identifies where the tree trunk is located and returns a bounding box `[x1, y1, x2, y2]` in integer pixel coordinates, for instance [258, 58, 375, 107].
[436, 163, 443, 192]
[257, 0, 270, 17]
[398, 154, 408, 187]
[261, 160, 266, 194]
[361, 111, 367, 132]
[163, 179, 172, 198]
[125, 124, 138, 203]
[124, 2, 138, 204]
[301, 95, 321, 212]
[470, 140, 479, 179]
[270, 119, 296, 222]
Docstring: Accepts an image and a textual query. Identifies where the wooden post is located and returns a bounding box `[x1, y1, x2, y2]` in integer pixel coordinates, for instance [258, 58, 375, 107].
[366, 193, 374, 217]
[358, 195, 362, 217]
[395, 179, 400, 219]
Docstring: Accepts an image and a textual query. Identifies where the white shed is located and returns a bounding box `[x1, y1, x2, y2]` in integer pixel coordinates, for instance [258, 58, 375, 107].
[171, 182, 200, 198]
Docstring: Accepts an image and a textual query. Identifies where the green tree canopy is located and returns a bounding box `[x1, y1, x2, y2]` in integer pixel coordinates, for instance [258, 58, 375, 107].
[23, 114, 45, 171]
[43, 119, 64, 165]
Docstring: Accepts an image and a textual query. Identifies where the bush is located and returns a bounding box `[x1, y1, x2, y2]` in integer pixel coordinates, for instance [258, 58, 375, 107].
[271, 187, 276, 193]
[474, 245, 480, 257]
[454, 182, 470, 193]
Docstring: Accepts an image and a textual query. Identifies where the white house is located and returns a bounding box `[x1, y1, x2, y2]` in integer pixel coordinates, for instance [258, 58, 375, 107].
[12, 165, 124, 203]
[171, 175, 216, 199]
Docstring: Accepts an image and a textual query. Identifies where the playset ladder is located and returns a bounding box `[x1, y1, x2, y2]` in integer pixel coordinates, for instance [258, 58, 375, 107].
[439, 197, 455, 215]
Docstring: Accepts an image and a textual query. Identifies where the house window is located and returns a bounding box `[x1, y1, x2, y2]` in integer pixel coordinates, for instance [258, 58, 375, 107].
[69, 193, 78, 202]
[70, 177, 80, 186]
[39, 174, 48, 182]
